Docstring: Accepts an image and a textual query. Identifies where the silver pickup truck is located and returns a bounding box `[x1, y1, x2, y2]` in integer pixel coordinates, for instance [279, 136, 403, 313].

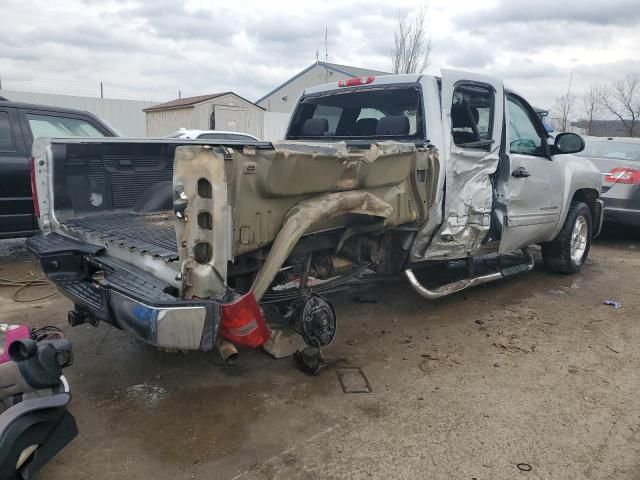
[27, 70, 603, 356]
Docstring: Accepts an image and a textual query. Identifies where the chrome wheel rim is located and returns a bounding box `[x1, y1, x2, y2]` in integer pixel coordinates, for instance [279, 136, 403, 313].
[570, 215, 588, 263]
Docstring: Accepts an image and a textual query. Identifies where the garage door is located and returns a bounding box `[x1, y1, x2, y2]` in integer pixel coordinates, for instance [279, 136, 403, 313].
[213, 106, 248, 133]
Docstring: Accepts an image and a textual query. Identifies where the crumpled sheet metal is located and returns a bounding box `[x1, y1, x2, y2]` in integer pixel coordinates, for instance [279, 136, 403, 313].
[411, 145, 500, 260]
[251, 191, 393, 301]
[264, 140, 421, 197]
[272, 140, 418, 161]
[174, 146, 230, 298]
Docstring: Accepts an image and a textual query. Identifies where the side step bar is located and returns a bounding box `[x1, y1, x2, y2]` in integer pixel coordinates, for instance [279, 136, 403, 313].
[404, 248, 535, 300]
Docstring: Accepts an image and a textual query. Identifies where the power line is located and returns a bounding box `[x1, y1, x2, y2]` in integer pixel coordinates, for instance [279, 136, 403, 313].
[0, 73, 179, 102]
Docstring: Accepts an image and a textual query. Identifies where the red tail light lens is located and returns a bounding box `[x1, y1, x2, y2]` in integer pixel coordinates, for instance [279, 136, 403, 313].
[28, 156, 40, 218]
[338, 76, 375, 87]
[219, 292, 270, 348]
[605, 167, 640, 185]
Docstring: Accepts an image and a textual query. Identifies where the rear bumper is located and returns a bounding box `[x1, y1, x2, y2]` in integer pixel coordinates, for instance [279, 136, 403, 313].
[604, 197, 640, 227]
[603, 204, 640, 227]
[26, 233, 221, 351]
[602, 184, 640, 227]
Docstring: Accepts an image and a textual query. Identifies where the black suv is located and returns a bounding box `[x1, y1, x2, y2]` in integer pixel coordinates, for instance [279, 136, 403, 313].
[0, 98, 118, 238]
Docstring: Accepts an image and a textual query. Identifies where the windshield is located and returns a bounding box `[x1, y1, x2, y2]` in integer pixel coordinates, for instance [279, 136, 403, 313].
[287, 86, 424, 140]
[26, 114, 105, 138]
[578, 140, 640, 162]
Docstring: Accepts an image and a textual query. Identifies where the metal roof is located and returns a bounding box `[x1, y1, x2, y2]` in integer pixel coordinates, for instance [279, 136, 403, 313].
[255, 61, 390, 104]
[144, 92, 264, 112]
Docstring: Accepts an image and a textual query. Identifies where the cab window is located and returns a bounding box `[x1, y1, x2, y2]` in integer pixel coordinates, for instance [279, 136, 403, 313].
[451, 83, 494, 150]
[287, 86, 423, 140]
[507, 95, 545, 156]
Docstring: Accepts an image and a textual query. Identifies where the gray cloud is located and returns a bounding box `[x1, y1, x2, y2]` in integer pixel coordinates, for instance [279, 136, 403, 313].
[0, 0, 638, 111]
[456, 0, 640, 28]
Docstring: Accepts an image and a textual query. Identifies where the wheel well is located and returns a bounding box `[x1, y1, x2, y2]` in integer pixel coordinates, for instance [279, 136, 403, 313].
[571, 188, 599, 222]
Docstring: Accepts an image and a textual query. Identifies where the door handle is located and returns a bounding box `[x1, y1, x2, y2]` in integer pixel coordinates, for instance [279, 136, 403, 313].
[512, 167, 531, 178]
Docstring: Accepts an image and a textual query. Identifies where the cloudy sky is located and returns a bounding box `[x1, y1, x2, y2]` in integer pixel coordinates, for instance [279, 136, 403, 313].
[1, 0, 639, 111]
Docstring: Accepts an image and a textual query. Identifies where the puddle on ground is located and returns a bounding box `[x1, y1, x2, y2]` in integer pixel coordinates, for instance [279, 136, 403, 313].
[105, 381, 266, 466]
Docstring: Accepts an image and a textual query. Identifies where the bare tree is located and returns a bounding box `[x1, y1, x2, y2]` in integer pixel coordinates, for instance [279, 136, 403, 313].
[600, 72, 640, 137]
[582, 83, 603, 135]
[555, 93, 576, 132]
[391, 5, 432, 74]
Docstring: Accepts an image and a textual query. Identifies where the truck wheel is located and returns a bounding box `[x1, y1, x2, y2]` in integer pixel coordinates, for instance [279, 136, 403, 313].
[541, 201, 592, 274]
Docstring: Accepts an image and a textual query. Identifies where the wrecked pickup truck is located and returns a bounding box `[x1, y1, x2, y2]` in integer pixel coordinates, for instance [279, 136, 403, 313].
[27, 70, 603, 355]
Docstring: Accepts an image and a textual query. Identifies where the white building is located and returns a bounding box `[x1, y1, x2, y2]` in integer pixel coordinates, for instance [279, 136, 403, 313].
[144, 92, 264, 138]
[256, 61, 389, 114]
[0, 89, 155, 136]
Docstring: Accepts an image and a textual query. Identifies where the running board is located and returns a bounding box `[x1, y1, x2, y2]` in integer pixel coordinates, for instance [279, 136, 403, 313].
[404, 248, 535, 300]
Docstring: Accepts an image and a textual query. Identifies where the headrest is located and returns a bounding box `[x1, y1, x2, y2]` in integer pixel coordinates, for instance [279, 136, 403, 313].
[301, 118, 329, 136]
[353, 118, 379, 136]
[376, 115, 410, 136]
[451, 103, 479, 129]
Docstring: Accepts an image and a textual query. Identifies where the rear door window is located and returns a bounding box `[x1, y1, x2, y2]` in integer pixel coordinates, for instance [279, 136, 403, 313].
[225, 134, 257, 141]
[26, 114, 106, 139]
[287, 86, 423, 140]
[450, 83, 494, 149]
[197, 133, 226, 140]
[197, 133, 256, 141]
[578, 141, 640, 162]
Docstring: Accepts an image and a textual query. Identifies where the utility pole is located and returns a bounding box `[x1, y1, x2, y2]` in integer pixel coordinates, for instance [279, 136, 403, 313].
[100, 82, 104, 98]
[0, 74, 3, 91]
[178, 90, 181, 99]
[324, 27, 328, 63]
[324, 27, 328, 82]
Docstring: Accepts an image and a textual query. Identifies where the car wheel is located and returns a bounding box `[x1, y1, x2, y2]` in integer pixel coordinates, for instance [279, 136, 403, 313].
[541, 201, 592, 274]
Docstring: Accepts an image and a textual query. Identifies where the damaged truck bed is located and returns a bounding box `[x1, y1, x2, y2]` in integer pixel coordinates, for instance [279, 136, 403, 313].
[28, 70, 604, 355]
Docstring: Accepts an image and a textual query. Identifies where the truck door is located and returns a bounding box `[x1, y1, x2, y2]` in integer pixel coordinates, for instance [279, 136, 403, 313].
[0, 106, 35, 237]
[497, 93, 563, 254]
[423, 70, 504, 259]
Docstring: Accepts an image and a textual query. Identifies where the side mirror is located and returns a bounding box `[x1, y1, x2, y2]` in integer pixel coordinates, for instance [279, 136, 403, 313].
[553, 132, 584, 155]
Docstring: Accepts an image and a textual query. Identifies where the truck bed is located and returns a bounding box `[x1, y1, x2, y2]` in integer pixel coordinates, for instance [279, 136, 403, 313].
[61, 212, 178, 262]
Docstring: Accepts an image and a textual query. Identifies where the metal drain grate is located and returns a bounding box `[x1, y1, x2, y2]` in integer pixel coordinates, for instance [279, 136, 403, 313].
[336, 367, 372, 394]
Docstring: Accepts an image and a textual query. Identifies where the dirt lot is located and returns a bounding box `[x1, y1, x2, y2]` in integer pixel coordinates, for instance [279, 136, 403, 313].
[1, 227, 639, 480]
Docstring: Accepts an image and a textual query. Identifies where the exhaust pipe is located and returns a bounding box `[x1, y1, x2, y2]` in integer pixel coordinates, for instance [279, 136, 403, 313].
[404, 248, 534, 300]
[215, 338, 239, 364]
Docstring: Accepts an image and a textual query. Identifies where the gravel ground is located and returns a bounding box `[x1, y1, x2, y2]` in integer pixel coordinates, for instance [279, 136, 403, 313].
[0, 225, 638, 480]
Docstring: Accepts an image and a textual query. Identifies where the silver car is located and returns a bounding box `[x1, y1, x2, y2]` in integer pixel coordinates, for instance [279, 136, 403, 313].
[578, 136, 640, 227]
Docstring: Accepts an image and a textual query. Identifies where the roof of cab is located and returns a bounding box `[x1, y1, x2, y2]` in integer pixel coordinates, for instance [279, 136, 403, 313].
[0, 99, 98, 116]
[302, 74, 424, 96]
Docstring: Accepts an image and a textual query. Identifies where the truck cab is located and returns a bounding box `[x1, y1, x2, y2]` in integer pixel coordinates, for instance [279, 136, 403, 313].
[287, 71, 602, 260]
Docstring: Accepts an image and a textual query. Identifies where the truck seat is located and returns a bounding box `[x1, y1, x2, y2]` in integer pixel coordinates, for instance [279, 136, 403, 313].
[451, 103, 480, 145]
[301, 118, 329, 136]
[376, 115, 410, 135]
[353, 118, 379, 136]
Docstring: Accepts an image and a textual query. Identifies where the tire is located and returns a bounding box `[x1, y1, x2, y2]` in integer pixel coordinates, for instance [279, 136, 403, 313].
[541, 201, 592, 274]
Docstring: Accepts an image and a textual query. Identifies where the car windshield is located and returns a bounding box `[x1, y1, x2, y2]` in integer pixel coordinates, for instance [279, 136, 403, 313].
[287, 86, 423, 140]
[26, 114, 105, 138]
[579, 140, 640, 162]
